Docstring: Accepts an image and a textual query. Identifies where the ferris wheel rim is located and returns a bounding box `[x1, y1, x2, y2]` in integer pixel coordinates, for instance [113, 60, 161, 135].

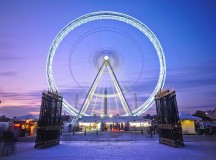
[46, 11, 166, 116]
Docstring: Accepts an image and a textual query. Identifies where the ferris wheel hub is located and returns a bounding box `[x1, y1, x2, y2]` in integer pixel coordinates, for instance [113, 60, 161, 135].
[104, 55, 109, 60]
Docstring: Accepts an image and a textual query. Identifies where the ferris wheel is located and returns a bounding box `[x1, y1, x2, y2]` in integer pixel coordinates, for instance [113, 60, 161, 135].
[46, 11, 166, 116]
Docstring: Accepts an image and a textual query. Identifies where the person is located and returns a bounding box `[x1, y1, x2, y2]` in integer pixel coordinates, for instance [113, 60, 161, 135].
[61, 121, 64, 135]
[148, 126, 153, 137]
[69, 124, 72, 133]
[1, 126, 15, 156]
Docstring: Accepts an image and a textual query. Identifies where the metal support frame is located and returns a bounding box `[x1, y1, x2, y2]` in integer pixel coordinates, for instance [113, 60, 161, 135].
[106, 61, 132, 115]
[78, 59, 132, 117]
[78, 61, 106, 117]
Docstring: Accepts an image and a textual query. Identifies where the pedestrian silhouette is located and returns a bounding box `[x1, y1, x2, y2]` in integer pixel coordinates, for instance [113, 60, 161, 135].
[2, 126, 15, 156]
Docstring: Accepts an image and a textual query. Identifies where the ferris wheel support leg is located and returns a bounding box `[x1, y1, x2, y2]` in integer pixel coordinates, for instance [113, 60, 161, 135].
[78, 62, 106, 117]
[107, 62, 133, 116]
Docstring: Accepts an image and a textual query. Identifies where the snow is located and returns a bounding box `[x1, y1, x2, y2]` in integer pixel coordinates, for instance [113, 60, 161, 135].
[1, 133, 216, 160]
[1, 141, 216, 160]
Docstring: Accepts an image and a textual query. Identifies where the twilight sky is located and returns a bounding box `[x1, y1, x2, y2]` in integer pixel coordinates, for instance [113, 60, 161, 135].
[0, 0, 216, 118]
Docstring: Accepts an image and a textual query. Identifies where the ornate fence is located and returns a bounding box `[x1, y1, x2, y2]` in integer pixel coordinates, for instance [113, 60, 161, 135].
[155, 90, 184, 147]
[34, 91, 63, 149]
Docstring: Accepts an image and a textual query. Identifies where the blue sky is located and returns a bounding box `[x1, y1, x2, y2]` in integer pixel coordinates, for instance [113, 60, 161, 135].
[0, 0, 216, 117]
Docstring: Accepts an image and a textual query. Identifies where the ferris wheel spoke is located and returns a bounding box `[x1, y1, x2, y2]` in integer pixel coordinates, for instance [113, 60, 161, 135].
[112, 32, 124, 51]
[107, 61, 132, 115]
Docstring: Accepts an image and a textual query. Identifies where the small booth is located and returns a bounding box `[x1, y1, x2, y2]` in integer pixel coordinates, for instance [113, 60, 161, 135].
[179, 113, 201, 134]
[63, 122, 73, 133]
[79, 122, 101, 131]
[13, 114, 38, 137]
[129, 120, 151, 131]
[77, 116, 151, 132]
[77, 116, 102, 131]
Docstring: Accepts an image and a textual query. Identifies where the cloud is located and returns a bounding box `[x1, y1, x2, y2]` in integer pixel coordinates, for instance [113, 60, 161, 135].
[1, 59, 215, 117]
[181, 104, 216, 110]
[0, 54, 22, 61]
[0, 71, 18, 77]
[0, 105, 40, 118]
[0, 39, 23, 62]
[29, 111, 40, 116]
[0, 91, 41, 101]
[0, 90, 42, 115]
[166, 61, 216, 91]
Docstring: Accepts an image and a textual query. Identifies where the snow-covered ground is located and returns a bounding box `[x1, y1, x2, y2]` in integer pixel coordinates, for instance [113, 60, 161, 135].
[1, 141, 216, 160]
[1, 132, 216, 160]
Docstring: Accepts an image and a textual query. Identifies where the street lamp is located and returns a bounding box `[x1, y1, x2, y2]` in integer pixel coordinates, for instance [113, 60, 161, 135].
[26, 118, 30, 124]
[25, 118, 30, 136]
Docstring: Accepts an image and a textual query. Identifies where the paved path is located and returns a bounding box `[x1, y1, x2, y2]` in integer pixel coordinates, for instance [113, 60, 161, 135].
[15, 131, 216, 142]
[1, 132, 216, 160]
[1, 141, 216, 160]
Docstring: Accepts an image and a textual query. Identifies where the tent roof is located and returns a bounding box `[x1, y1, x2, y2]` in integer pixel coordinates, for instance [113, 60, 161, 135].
[13, 114, 37, 121]
[179, 113, 201, 121]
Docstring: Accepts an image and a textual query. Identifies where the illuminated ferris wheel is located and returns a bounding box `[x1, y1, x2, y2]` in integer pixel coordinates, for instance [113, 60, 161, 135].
[46, 11, 166, 116]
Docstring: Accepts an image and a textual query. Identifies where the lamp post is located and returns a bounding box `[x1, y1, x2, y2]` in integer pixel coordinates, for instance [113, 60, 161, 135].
[25, 118, 30, 136]
[26, 118, 30, 124]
